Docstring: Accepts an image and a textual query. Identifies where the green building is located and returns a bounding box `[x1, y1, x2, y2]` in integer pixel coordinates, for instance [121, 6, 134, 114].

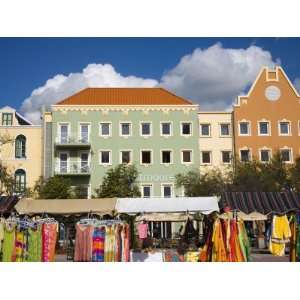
[43, 88, 199, 198]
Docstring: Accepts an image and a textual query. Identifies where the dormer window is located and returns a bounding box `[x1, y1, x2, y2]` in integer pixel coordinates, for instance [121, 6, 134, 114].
[2, 113, 13, 126]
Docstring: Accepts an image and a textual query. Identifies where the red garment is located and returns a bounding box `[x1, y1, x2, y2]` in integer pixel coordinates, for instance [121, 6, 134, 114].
[124, 224, 130, 262]
[137, 223, 148, 239]
[74, 224, 94, 262]
[42, 223, 58, 262]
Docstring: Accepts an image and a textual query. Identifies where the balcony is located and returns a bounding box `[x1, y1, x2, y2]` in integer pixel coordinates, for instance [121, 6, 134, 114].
[55, 161, 91, 176]
[54, 135, 91, 149]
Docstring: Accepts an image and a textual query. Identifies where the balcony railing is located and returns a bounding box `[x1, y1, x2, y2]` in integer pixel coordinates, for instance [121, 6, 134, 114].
[55, 135, 90, 147]
[55, 161, 91, 175]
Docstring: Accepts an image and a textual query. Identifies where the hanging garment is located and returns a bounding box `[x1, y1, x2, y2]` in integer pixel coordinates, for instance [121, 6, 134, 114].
[211, 219, 228, 262]
[42, 223, 58, 262]
[137, 223, 148, 240]
[123, 224, 130, 262]
[104, 225, 116, 262]
[289, 215, 297, 262]
[237, 220, 251, 262]
[15, 230, 27, 262]
[164, 250, 184, 262]
[27, 226, 42, 262]
[0, 221, 4, 254]
[269, 215, 291, 256]
[92, 227, 105, 262]
[229, 219, 244, 262]
[184, 251, 200, 262]
[2, 222, 16, 262]
[74, 224, 94, 262]
[114, 225, 122, 262]
[183, 218, 197, 240]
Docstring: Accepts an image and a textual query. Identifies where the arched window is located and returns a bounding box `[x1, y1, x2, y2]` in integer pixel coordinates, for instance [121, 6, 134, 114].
[15, 169, 26, 193]
[15, 135, 26, 158]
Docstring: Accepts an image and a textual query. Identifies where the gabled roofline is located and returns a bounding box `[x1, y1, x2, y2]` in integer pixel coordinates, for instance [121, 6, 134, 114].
[234, 66, 300, 107]
[15, 111, 33, 125]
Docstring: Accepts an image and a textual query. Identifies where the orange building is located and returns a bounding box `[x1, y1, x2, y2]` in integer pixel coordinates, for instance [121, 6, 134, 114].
[233, 66, 300, 164]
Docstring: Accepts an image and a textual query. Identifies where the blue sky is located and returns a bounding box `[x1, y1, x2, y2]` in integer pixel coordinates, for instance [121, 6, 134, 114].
[1, 37, 300, 123]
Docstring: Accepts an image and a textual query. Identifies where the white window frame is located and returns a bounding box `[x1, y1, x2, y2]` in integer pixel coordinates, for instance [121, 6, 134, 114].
[140, 149, 153, 166]
[221, 150, 232, 165]
[259, 147, 272, 163]
[140, 121, 152, 137]
[219, 123, 231, 137]
[99, 149, 112, 166]
[280, 147, 293, 163]
[140, 184, 153, 198]
[78, 150, 91, 172]
[57, 151, 70, 173]
[257, 120, 271, 136]
[278, 120, 291, 136]
[160, 149, 173, 165]
[119, 122, 132, 137]
[200, 151, 212, 165]
[58, 122, 71, 143]
[78, 122, 91, 143]
[181, 149, 193, 165]
[239, 148, 252, 162]
[160, 183, 174, 198]
[238, 120, 251, 136]
[180, 121, 193, 137]
[199, 123, 211, 137]
[160, 121, 173, 137]
[119, 149, 133, 164]
[99, 122, 112, 138]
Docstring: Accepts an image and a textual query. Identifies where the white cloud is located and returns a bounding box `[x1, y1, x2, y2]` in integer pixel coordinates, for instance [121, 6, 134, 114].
[20, 64, 158, 123]
[20, 43, 280, 124]
[294, 78, 300, 94]
[160, 43, 280, 110]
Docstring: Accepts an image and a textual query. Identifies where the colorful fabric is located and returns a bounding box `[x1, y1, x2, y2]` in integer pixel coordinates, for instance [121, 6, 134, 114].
[74, 224, 94, 262]
[2, 222, 16, 262]
[27, 226, 42, 262]
[296, 224, 300, 260]
[184, 251, 200, 262]
[123, 224, 130, 262]
[289, 216, 297, 262]
[104, 225, 116, 262]
[42, 223, 58, 262]
[137, 223, 148, 239]
[211, 219, 228, 262]
[164, 250, 184, 262]
[15, 230, 27, 262]
[114, 225, 122, 262]
[92, 227, 105, 262]
[0, 221, 4, 254]
[269, 215, 291, 256]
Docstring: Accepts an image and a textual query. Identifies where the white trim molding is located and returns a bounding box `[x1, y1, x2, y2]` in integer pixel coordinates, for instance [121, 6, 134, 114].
[160, 121, 173, 137]
[278, 119, 291, 136]
[181, 149, 193, 165]
[199, 123, 211, 137]
[140, 149, 153, 166]
[99, 149, 112, 166]
[119, 121, 132, 138]
[257, 119, 271, 136]
[180, 121, 193, 137]
[238, 120, 251, 136]
[99, 122, 112, 138]
[258, 147, 272, 163]
[139, 121, 152, 138]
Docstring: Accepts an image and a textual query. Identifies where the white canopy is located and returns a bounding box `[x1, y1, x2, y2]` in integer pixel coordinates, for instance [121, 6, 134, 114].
[116, 197, 219, 214]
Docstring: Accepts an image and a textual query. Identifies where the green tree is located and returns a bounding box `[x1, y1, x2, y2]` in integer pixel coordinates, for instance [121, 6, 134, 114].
[175, 168, 230, 196]
[289, 156, 300, 192]
[95, 164, 141, 198]
[34, 175, 73, 199]
[0, 162, 14, 196]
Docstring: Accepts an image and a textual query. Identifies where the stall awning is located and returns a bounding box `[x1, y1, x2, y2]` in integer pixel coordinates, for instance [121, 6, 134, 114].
[220, 191, 300, 215]
[15, 198, 117, 215]
[0, 196, 19, 214]
[116, 197, 219, 214]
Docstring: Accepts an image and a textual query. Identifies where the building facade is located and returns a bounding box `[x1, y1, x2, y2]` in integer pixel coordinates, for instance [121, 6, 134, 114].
[0, 106, 43, 193]
[233, 66, 300, 164]
[198, 112, 233, 173]
[43, 88, 200, 198]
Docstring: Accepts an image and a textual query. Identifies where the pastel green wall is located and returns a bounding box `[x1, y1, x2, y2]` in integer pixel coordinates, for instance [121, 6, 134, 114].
[51, 108, 199, 197]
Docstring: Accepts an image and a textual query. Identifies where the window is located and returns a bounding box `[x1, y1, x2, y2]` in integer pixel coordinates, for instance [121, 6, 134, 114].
[80, 152, 89, 173]
[258, 122, 270, 135]
[15, 169, 26, 193]
[99, 150, 111, 165]
[240, 149, 250, 162]
[161, 150, 172, 164]
[141, 150, 152, 164]
[239, 122, 250, 135]
[181, 122, 192, 135]
[200, 124, 210, 136]
[281, 149, 292, 162]
[59, 123, 69, 143]
[59, 152, 69, 173]
[99, 123, 111, 137]
[161, 122, 171, 136]
[74, 185, 89, 199]
[80, 124, 89, 143]
[222, 151, 231, 164]
[260, 149, 271, 162]
[162, 184, 173, 198]
[182, 150, 192, 164]
[279, 121, 290, 135]
[2, 113, 13, 126]
[220, 124, 230, 136]
[15, 135, 26, 158]
[201, 151, 211, 164]
[141, 185, 152, 198]
[120, 122, 131, 136]
[120, 150, 132, 164]
[141, 122, 151, 136]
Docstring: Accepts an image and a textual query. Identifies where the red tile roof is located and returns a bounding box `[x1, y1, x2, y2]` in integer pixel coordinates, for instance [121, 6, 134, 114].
[55, 88, 194, 106]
